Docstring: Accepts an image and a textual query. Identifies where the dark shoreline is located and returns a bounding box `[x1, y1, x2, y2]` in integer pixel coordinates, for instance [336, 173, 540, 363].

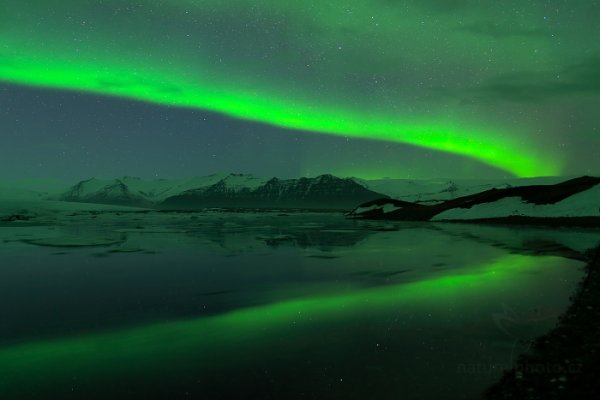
[347, 214, 600, 228]
[437, 216, 600, 229]
[485, 245, 600, 399]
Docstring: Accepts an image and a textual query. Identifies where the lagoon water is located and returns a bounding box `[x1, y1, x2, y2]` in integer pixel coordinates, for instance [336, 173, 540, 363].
[0, 209, 596, 399]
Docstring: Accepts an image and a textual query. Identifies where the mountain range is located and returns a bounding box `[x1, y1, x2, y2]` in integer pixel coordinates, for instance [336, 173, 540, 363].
[58, 173, 388, 210]
[6, 173, 595, 216]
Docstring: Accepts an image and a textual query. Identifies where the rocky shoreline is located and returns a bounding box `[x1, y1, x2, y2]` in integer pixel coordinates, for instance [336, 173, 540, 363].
[485, 245, 600, 399]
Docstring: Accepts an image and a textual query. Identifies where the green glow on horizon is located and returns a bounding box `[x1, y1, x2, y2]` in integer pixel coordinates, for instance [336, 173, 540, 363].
[0, 254, 572, 394]
[0, 0, 566, 177]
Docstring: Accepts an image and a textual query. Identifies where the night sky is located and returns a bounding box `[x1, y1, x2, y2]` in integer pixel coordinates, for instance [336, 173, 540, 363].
[1, 0, 599, 182]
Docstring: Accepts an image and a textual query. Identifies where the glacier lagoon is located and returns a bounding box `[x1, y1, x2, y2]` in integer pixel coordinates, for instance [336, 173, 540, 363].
[0, 206, 598, 399]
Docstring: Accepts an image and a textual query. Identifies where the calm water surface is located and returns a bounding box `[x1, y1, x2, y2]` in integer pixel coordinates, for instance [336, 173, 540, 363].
[0, 210, 595, 399]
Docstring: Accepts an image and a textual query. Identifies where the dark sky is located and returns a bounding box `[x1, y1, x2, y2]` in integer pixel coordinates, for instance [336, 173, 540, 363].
[1, 0, 599, 181]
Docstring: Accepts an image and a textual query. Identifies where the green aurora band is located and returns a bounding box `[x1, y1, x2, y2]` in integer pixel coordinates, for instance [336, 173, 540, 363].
[0, 0, 569, 176]
[0, 254, 580, 395]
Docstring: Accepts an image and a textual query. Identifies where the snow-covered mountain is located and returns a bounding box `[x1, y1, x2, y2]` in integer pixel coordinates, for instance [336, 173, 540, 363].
[163, 174, 386, 209]
[60, 178, 153, 206]
[57, 174, 241, 205]
[349, 176, 600, 223]
[58, 174, 386, 209]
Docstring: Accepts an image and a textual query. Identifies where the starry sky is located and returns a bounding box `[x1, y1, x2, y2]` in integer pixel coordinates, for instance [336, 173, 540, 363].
[1, 0, 599, 182]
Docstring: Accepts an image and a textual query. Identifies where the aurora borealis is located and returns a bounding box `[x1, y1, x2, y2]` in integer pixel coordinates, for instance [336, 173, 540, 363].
[1, 0, 600, 179]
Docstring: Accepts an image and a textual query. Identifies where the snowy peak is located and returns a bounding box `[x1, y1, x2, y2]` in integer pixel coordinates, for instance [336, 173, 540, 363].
[162, 174, 387, 210]
[59, 174, 235, 205]
[61, 177, 152, 206]
[213, 173, 269, 192]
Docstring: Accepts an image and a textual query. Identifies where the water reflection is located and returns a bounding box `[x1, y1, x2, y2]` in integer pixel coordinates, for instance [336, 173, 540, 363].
[0, 211, 597, 399]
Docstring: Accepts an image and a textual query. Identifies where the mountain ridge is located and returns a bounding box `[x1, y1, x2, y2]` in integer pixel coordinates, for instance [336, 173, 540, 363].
[57, 173, 388, 210]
